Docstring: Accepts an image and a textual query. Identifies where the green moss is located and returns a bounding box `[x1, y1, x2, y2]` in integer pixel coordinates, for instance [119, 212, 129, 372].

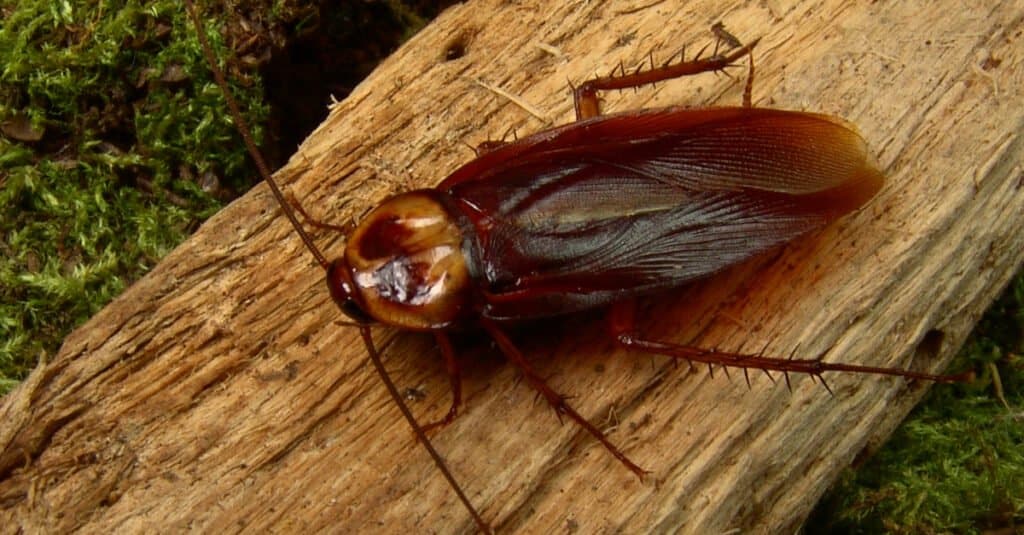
[1, 0, 267, 391]
[0, 0, 448, 394]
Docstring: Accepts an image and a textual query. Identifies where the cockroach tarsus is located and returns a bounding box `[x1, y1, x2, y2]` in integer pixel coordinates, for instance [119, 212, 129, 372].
[184, 4, 969, 532]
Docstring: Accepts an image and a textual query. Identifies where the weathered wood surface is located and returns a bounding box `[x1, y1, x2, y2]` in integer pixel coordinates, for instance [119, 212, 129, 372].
[2, 0, 1022, 532]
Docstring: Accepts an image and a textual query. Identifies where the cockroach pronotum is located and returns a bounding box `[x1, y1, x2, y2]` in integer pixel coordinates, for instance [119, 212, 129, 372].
[185, 4, 969, 532]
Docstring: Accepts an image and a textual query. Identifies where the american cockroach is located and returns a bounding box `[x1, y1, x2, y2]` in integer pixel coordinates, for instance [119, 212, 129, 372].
[185, 4, 969, 532]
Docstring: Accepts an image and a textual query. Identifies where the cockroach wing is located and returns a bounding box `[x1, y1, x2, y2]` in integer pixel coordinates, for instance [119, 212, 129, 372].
[441, 108, 883, 320]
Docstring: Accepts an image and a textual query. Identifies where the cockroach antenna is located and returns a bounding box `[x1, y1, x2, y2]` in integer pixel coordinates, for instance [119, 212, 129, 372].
[182, 1, 492, 532]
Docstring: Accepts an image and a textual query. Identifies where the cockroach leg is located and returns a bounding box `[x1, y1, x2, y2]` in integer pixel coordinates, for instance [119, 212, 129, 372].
[572, 31, 761, 119]
[476, 140, 504, 155]
[357, 327, 492, 533]
[480, 318, 648, 478]
[743, 50, 755, 108]
[608, 301, 972, 386]
[473, 140, 508, 156]
[422, 332, 464, 433]
[692, 43, 709, 62]
[473, 127, 518, 156]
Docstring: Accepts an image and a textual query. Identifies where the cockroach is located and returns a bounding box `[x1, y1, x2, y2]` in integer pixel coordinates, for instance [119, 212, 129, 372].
[185, 4, 969, 532]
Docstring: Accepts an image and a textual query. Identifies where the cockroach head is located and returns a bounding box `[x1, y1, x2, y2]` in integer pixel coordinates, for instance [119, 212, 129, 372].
[334, 190, 473, 330]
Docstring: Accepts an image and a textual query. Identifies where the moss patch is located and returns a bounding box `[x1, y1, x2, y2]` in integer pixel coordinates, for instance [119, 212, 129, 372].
[0, 1, 268, 391]
[0, 0, 448, 393]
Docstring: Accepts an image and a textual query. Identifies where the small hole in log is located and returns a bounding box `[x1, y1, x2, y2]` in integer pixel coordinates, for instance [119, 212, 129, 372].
[914, 329, 945, 361]
[443, 37, 467, 61]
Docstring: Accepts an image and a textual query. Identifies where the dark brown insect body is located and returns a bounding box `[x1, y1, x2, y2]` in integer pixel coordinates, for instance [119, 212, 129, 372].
[332, 107, 883, 327]
[184, 6, 967, 531]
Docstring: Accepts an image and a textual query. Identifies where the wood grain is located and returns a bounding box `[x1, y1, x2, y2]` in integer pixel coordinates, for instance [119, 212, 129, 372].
[2, 0, 1022, 533]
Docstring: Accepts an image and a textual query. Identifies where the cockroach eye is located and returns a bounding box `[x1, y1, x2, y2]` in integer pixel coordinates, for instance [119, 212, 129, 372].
[327, 259, 373, 324]
[340, 299, 374, 324]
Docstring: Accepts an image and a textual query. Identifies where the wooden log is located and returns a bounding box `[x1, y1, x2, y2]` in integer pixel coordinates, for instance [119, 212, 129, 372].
[2, 0, 1022, 532]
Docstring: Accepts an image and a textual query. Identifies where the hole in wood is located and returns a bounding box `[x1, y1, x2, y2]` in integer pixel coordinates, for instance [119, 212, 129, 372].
[914, 328, 946, 361]
[443, 36, 467, 61]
